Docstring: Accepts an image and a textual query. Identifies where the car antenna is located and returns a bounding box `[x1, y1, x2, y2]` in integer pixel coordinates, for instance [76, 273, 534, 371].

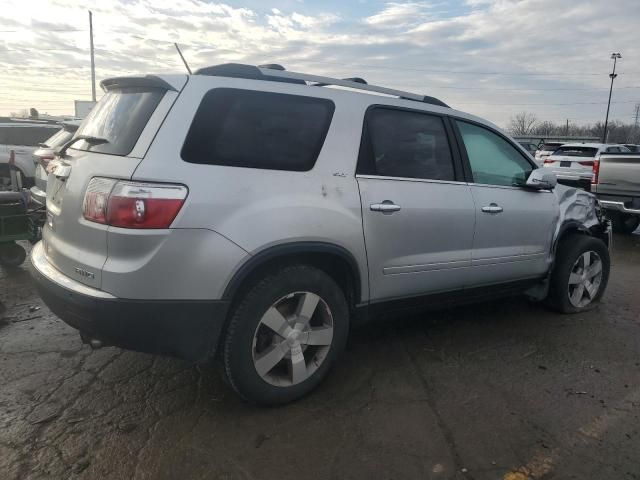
[174, 43, 192, 74]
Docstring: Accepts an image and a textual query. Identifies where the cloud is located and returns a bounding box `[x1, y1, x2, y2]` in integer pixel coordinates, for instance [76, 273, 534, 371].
[364, 2, 433, 28]
[0, 0, 639, 128]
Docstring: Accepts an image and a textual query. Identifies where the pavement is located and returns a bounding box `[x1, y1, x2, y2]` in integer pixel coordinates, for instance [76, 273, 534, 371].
[1, 233, 639, 480]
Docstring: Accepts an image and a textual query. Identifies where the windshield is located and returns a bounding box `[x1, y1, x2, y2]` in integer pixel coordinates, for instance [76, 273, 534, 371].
[72, 87, 164, 156]
[553, 146, 598, 157]
[0, 125, 59, 146]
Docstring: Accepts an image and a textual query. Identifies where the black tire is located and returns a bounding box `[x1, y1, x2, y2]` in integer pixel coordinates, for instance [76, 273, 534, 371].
[546, 234, 610, 313]
[611, 213, 640, 235]
[0, 242, 27, 268]
[222, 264, 349, 405]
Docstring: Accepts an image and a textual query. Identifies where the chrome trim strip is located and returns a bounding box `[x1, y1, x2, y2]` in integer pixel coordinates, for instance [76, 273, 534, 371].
[356, 175, 468, 186]
[30, 242, 116, 299]
[383, 259, 471, 275]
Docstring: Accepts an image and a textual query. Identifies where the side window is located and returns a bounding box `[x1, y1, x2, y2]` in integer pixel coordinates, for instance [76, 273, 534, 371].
[181, 88, 335, 172]
[0, 126, 57, 147]
[606, 147, 619, 153]
[456, 121, 533, 187]
[358, 108, 455, 181]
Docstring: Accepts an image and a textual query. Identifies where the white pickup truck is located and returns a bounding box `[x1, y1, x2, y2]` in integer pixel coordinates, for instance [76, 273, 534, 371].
[591, 152, 640, 234]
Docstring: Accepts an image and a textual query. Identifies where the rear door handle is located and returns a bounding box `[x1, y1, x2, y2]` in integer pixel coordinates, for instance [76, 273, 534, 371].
[481, 203, 503, 214]
[370, 201, 401, 213]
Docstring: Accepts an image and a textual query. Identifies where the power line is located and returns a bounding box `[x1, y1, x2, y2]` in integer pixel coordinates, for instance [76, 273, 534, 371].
[0, 28, 86, 33]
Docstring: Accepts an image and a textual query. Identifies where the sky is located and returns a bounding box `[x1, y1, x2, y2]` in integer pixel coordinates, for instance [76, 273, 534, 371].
[1, 0, 639, 128]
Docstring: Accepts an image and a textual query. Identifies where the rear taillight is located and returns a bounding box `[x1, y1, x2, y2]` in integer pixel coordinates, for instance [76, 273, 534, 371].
[591, 159, 600, 185]
[82, 178, 187, 229]
[578, 161, 594, 167]
[543, 159, 555, 164]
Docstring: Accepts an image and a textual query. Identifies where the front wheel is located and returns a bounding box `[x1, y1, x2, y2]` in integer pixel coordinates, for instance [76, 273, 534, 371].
[222, 265, 349, 405]
[547, 235, 610, 313]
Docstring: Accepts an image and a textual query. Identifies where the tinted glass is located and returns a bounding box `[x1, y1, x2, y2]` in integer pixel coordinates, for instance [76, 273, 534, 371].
[181, 89, 335, 171]
[553, 146, 598, 157]
[0, 126, 58, 146]
[73, 87, 164, 156]
[358, 108, 455, 181]
[541, 143, 563, 151]
[457, 121, 533, 187]
[606, 147, 620, 153]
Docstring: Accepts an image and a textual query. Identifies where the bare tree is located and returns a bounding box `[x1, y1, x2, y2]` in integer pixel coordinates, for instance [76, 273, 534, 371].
[508, 111, 538, 135]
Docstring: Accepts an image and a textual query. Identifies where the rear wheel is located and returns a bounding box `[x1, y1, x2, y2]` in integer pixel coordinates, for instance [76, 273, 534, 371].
[611, 213, 640, 235]
[547, 235, 610, 313]
[222, 265, 349, 405]
[0, 242, 27, 268]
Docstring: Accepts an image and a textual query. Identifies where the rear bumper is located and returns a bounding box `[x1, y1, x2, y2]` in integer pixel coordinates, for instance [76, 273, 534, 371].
[599, 200, 640, 216]
[30, 242, 229, 362]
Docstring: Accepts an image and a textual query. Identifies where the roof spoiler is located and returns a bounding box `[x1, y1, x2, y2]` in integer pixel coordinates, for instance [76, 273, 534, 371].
[100, 75, 178, 92]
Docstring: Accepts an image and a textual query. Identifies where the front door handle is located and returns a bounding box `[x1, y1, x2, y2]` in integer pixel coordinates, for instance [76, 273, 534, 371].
[370, 201, 401, 213]
[481, 203, 503, 214]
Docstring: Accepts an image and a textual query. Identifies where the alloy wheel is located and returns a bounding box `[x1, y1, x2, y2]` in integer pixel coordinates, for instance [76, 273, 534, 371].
[567, 250, 603, 308]
[252, 291, 334, 386]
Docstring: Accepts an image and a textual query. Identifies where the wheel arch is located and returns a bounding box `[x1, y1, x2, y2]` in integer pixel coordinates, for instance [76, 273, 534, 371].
[222, 242, 364, 310]
[552, 220, 592, 254]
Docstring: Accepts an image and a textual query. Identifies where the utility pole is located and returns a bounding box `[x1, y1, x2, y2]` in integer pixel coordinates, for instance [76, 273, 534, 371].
[634, 103, 640, 144]
[89, 11, 96, 102]
[566, 119, 569, 137]
[602, 52, 621, 143]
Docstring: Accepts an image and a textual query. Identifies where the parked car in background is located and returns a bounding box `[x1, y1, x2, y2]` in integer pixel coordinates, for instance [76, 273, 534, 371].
[518, 141, 539, 156]
[31, 64, 611, 405]
[30, 121, 81, 205]
[541, 143, 630, 189]
[534, 142, 564, 165]
[0, 119, 60, 187]
[591, 150, 640, 234]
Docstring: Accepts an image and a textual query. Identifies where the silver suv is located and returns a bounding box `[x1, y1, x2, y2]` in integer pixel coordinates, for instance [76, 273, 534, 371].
[31, 64, 611, 405]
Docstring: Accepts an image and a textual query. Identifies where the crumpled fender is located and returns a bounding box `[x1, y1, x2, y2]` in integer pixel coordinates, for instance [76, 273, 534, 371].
[526, 183, 608, 300]
[552, 183, 608, 251]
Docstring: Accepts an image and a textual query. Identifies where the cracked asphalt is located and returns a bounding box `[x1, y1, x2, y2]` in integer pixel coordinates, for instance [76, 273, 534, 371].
[1, 233, 639, 480]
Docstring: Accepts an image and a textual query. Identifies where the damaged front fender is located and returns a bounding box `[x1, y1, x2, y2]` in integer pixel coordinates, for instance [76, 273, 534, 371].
[553, 183, 611, 252]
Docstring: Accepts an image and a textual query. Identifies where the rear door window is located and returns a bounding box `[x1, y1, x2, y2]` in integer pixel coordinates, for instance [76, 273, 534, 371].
[72, 87, 164, 156]
[181, 88, 335, 171]
[357, 107, 455, 181]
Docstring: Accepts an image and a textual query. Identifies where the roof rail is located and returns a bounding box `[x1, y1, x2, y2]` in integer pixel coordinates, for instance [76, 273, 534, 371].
[195, 63, 449, 108]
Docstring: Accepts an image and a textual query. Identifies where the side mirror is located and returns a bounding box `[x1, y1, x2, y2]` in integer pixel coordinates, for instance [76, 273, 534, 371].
[526, 169, 557, 190]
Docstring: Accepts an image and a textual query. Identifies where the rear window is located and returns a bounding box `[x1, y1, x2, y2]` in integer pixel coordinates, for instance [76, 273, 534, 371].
[181, 88, 335, 171]
[0, 125, 59, 146]
[540, 143, 563, 151]
[554, 146, 598, 157]
[72, 87, 164, 156]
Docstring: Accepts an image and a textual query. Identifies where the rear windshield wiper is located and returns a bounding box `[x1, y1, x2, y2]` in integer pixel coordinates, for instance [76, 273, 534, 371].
[55, 135, 109, 158]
